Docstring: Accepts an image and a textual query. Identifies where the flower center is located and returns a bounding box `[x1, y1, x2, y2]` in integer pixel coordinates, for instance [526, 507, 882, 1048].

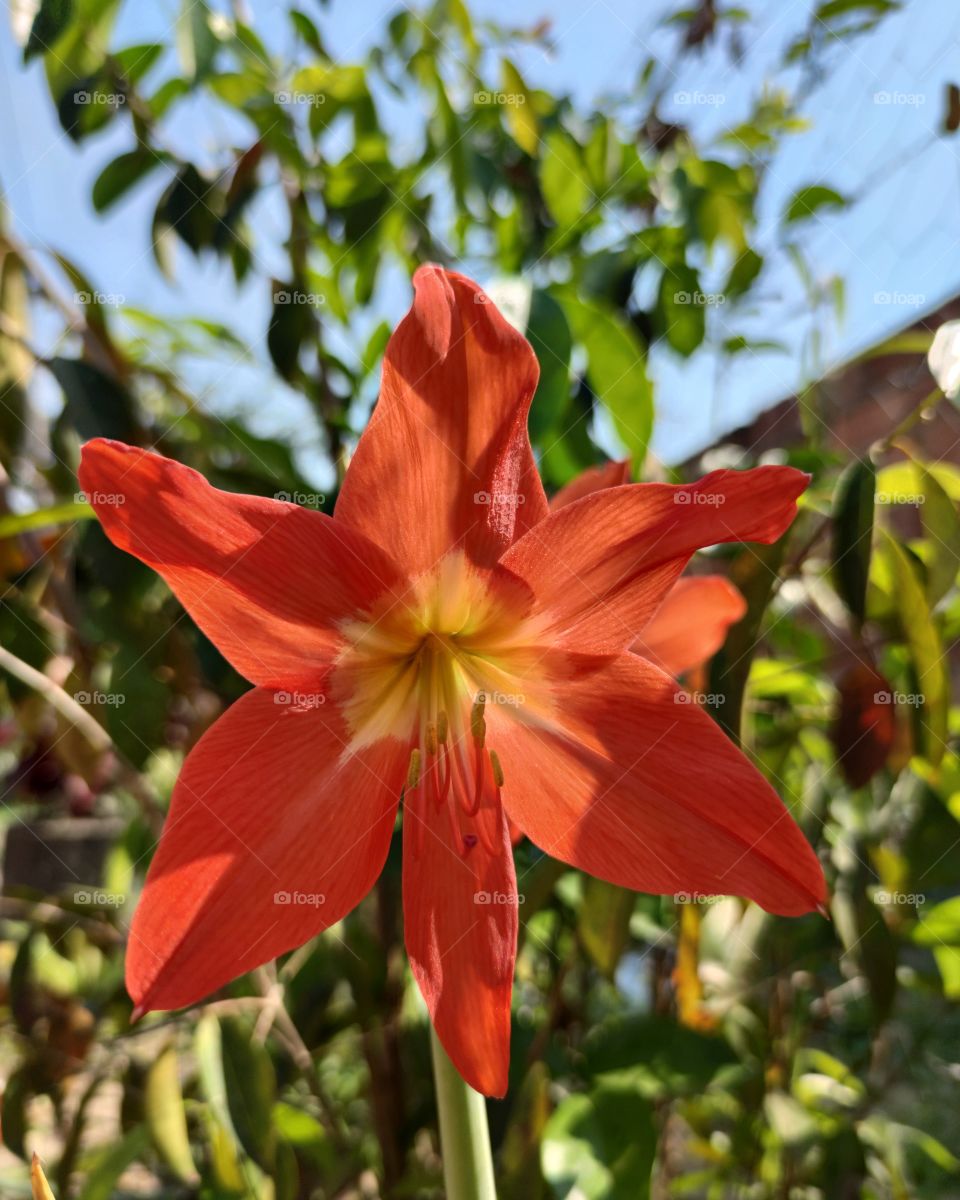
[332, 552, 544, 856]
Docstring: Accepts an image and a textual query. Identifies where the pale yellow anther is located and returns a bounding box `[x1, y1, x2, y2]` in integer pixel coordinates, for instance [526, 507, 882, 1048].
[471, 693, 487, 745]
[406, 748, 422, 790]
[426, 723, 438, 755]
[489, 750, 504, 788]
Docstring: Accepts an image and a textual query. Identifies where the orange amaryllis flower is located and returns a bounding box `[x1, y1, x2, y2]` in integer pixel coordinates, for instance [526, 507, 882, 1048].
[79, 266, 825, 1096]
[551, 462, 747, 676]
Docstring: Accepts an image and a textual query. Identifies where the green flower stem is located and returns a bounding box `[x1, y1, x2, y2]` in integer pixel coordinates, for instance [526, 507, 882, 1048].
[430, 1026, 498, 1200]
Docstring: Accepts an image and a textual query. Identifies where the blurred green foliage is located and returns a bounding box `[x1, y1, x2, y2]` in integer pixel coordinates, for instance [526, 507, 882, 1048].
[1, 0, 960, 1197]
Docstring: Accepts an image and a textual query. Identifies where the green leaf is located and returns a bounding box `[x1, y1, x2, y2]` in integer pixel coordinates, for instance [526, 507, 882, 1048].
[289, 9, 327, 56]
[42, 0, 121, 109]
[145, 1045, 198, 1184]
[831, 459, 875, 627]
[542, 1084, 656, 1200]
[176, 0, 217, 81]
[24, 0, 73, 60]
[154, 163, 218, 255]
[290, 64, 367, 110]
[784, 185, 847, 223]
[0, 500, 93, 539]
[48, 357, 139, 441]
[918, 465, 960, 604]
[578, 878, 635, 977]
[111, 41, 164, 83]
[877, 458, 960, 502]
[525, 288, 572, 442]
[272, 1102, 332, 1171]
[584, 1014, 736, 1097]
[816, 0, 900, 21]
[220, 1017, 277, 1171]
[1, 1068, 30, 1159]
[831, 884, 898, 1025]
[764, 1091, 819, 1146]
[725, 247, 763, 298]
[878, 528, 950, 764]
[857, 330, 933, 359]
[92, 150, 165, 212]
[557, 291, 653, 469]
[195, 1014, 240, 1144]
[657, 264, 706, 356]
[267, 281, 315, 382]
[913, 896, 960, 946]
[500, 59, 539, 156]
[202, 1111, 247, 1193]
[539, 129, 591, 230]
[77, 1126, 150, 1200]
[933, 945, 960, 999]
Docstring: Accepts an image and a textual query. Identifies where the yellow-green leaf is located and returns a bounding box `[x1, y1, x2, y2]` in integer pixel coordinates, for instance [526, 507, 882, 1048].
[918, 465, 960, 604]
[500, 59, 538, 156]
[879, 528, 949, 764]
[145, 1045, 199, 1184]
[578, 877, 635, 977]
[0, 500, 93, 539]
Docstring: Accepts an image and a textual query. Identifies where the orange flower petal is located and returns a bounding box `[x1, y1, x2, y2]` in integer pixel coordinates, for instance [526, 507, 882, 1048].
[126, 688, 406, 1013]
[498, 466, 807, 652]
[80, 439, 405, 688]
[336, 266, 547, 574]
[634, 575, 747, 676]
[403, 800, 516, 1097]
[489, 653, 825, 916]
[549, 459, 631, 510]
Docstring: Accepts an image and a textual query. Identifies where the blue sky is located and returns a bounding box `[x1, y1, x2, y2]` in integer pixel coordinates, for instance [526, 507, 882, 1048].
[2, 0, 959, 482]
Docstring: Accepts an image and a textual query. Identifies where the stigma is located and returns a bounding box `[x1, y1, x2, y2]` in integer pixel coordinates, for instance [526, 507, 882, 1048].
[405, 690, 507, 859]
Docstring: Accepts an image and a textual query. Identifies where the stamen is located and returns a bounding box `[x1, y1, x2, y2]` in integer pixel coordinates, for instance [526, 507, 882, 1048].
[425, 722, 438, 755]
[406, 748, 422, 791]
[436, 742, 452, 809]
[475, 820, 500, 856]
[457, 744, 482, 818]
[470, 693, 486, 746]
[489, 750, 504, 788]
[446, 788, 464, 849]
[473, 787, 503, 856]
[437, 711, 449, 744]
[405, 749, 424, 861]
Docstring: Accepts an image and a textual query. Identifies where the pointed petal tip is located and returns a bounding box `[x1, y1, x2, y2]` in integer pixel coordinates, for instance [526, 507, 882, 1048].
[129, 1002, 147, 1025]
[816, 901, 832, 920]
[77, 437, 139, 496]
[78, 435, 132, 466]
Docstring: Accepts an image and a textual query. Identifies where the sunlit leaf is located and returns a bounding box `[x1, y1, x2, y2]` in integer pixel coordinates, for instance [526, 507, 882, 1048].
[145, 1045, 199, 1184]
[784, 185, 847, 223]
[540, 129, 591, 230]
[878, 528, 949, 764]
[557, 291, 653, 469]
[500, 58, 539, 155]
[917, 464, 960, 604]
